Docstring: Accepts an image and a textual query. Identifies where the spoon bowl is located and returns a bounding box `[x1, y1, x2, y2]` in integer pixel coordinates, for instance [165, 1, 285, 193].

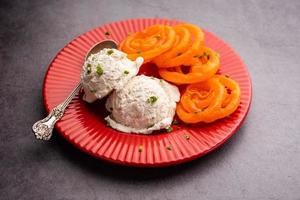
[86, 39, 118, 60]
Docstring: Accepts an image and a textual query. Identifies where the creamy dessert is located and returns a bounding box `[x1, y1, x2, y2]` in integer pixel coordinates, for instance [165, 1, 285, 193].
[80, 48, 144, 102]
[105, 75, 180, 134]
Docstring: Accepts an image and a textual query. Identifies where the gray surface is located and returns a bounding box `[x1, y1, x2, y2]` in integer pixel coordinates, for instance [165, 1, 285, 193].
[0, 0, 300, 199]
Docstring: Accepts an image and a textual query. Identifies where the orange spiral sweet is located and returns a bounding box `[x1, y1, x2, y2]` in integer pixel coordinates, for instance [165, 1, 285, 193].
[176, 75, 241, 123]
[119, 25, 176, 63]
[176, 77, 225, 123]
[153, 24, 205, 68]
[158, 47, 220, 84]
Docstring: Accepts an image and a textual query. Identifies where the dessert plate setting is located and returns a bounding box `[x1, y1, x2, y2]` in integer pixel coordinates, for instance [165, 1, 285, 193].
[33, 18, 252, 167]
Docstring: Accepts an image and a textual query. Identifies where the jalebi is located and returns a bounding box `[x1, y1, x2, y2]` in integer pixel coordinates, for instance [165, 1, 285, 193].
[158, 47, 220, 84]
[119, 25, 176, 63]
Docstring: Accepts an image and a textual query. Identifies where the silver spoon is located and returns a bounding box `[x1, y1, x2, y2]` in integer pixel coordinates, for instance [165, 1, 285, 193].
[32, 40, 118, 140]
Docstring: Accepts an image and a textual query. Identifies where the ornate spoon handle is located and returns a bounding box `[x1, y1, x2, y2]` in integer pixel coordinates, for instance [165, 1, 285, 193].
[32, 82, 82, 140]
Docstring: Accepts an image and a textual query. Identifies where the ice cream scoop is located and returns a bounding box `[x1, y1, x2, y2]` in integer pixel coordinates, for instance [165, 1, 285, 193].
[81, 48, 144, 103]
[105, 75, 180, 134]
[32, 40, 118, 140]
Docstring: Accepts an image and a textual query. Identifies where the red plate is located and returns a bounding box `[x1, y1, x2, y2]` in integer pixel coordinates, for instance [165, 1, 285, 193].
[43, 18, 252, 167]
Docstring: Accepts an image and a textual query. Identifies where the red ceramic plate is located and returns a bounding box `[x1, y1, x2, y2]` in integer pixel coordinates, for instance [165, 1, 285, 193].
[43, 18, 252, 167]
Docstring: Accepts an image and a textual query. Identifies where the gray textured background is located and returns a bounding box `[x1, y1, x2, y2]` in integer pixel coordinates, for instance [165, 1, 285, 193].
[1, 0, 300, 199]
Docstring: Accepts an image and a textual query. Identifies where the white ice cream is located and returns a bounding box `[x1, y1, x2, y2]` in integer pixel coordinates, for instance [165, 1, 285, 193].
[105, 75, 180, 134]
[80, 48, 144, 103]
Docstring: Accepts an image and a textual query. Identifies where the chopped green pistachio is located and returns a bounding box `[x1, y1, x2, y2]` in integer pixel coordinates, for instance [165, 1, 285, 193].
[107, 49, 114, 55]
[172, 120, 179, 125]
[166, 126, 173, 133]
[86, 64, 92, 74]
[200, 52, 210, 61]
[124, 70, 129, 75]
[104, 31, 110, 36]
[146, 96, 158, 105]
[166, 145, 172, 150]
[96, 64, 103, 76]
[194, 109, 205, 114]
[183, 134, 190, 140]
[138, 145, 143, 152]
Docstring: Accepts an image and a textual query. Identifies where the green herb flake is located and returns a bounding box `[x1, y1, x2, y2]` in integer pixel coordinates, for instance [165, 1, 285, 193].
[138, 145, 143, 152]
[124, 70, 129, 75]
[166, 126, 173, 133]
[90, 89, 97, 93]
[146, 96, 158, 105]
[96, 64, 104, 76]
[107, 49, 114, 55]
[86, 64, 92, 74]
[172, 120, 179, 125]
[183, 134, 190, 140]
[166, 145, 172, 151]
[104, 31, 110, 36]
